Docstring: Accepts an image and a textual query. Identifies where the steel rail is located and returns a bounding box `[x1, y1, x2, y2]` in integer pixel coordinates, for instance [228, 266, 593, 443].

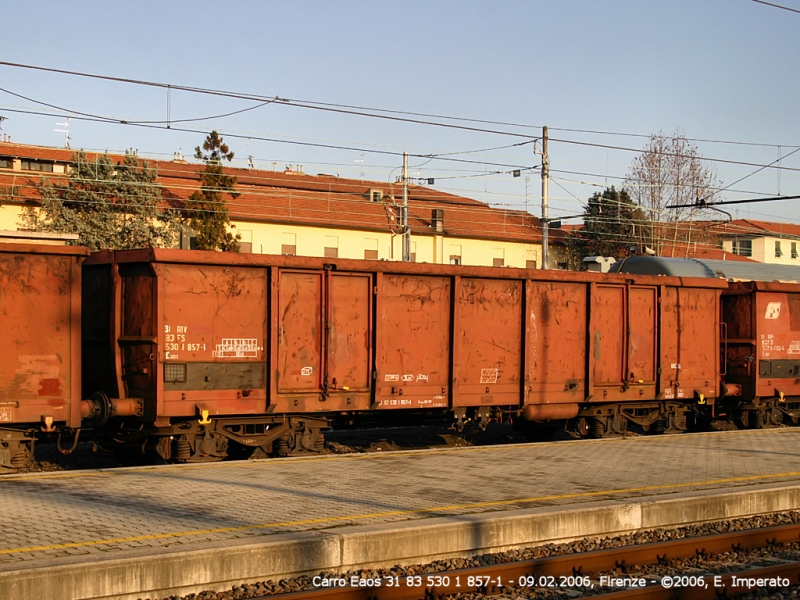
[244, 522, 800, 600]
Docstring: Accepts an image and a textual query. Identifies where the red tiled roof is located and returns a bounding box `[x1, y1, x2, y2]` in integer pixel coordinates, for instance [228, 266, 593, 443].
[0, 141, 552, 245]
[659, 242, 757, 262]
[709, 219, 800, 239]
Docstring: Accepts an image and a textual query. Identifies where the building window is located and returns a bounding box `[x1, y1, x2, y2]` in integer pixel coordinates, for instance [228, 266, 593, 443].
[793, 242, 798, 259]
[364, 238, 379, 260]
[776, 241, 783, 258]
[526, 260, 538, 269]
[448, 245, 462, 265]
[238, 230, 253, 254]
[324, 235, 339, 258]
[733, 239, 752, 257]
[281, 233, 296, 256]
[409, 241, 416, 263]
[369, 189, 383, 202]
[492, 248, 505, 267]
[20, 159, 53, 172]
[0, 157, 11, 169]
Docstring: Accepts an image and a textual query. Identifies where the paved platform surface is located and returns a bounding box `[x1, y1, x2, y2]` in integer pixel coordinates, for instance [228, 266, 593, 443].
[2, 428, 800, 599]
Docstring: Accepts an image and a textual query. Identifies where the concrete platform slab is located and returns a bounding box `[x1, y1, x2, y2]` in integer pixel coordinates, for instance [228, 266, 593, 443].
[2, 428, 800, 599]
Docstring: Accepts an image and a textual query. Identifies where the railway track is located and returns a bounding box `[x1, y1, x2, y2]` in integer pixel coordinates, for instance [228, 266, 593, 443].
[217, 523, 800, 600]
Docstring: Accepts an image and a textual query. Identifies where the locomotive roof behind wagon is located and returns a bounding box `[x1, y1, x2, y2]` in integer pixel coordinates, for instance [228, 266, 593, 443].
[611, 255, 800, 283]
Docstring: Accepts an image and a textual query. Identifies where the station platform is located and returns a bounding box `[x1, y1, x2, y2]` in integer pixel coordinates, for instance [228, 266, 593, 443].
[3, 428, 800, 600]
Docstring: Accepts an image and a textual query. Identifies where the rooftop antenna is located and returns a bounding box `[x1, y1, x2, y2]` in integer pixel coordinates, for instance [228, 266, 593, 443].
[247, 138, 254, 169]
[355, 153, 365, 181]
[55, 118, 71, 148]
[0, 115, 6, 130]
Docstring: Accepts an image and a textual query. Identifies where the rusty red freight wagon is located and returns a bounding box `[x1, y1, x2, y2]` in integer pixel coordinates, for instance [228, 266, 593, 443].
[721, 280, 800, 427]
[81, 249, 725, 462]
[0, 237, 87, 468]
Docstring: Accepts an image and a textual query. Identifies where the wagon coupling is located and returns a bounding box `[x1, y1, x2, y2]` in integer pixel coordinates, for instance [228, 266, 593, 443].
[80, 392, 143, 426]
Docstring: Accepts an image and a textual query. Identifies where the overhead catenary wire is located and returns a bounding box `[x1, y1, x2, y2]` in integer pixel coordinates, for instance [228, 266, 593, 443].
[752, 0, 800, 15]
[2, 60, 799, 151]
[0, 107, 535, 171]
[4, 61, 800, 229]
[6, 145, 792, 230]
[6, 135, 791, 225]
[6, 103, 798, 202]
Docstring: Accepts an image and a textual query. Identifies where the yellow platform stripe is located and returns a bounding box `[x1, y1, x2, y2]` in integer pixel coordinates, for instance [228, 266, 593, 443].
[1, 469, 799, 556]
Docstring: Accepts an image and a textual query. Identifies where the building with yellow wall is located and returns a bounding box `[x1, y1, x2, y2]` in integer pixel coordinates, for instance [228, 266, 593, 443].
[0, 140, 562, 267]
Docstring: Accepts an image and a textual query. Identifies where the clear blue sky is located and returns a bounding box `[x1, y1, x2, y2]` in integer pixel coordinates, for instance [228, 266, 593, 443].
[1, 0, 798, 224]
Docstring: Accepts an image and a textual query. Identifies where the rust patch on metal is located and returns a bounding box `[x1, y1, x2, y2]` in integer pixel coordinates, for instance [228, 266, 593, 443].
[12, 355, 63, 398]
[37, 378, 63, 396]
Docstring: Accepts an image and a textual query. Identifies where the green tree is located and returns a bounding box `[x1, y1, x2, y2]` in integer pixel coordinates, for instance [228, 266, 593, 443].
[185, 131, 240, 251]
[23, 151, 180, 251]
[567, 186, 649, 264]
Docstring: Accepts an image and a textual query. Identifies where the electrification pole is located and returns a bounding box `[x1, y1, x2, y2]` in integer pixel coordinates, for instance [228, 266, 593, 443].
[541, 126, 550, 270]
[402, 151, 411, 262]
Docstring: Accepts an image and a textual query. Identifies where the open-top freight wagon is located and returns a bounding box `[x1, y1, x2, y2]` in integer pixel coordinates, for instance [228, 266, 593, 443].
[720, 280, 800, 427]
[75, 248, 724, 463]
[0, 237, 86, 468]
[612, 255, 800, 429]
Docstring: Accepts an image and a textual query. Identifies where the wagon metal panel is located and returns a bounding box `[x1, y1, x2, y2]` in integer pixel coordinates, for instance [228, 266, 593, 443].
[276, 271, 323, 393]
[720, 290, 755, 395]
[119, 265, 156, 407]
[590, 284, 658, 402]
[525, 281, 587, 404]
[273, 269, 372, 413]
[375, 274, 451, 410]
[0, 246, 85, 428]
[453, 278, 522, 407]
[158, 263, 267, 417]
[591, 286, 625, 387]
[660, 286, 719, 402]
[628, 287, 657, 384]
[753, 291, 800, 398]
[326, 273, 371, 392]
